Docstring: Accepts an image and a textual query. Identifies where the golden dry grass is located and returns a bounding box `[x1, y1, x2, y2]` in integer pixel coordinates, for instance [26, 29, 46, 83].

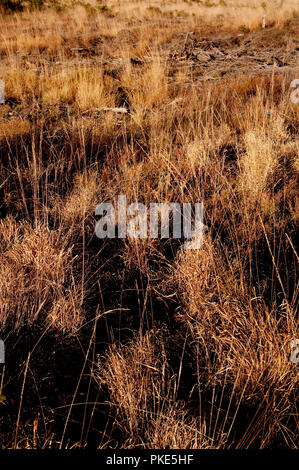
[0, 0, 298, 450]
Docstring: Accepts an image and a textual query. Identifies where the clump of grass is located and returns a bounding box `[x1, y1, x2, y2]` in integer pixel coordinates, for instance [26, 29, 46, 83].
[0, 218, 84, 333]
[96, 329, 228, 448]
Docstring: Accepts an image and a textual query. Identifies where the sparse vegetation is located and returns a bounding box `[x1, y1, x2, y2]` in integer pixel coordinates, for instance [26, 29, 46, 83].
[0, 0, 298, 450]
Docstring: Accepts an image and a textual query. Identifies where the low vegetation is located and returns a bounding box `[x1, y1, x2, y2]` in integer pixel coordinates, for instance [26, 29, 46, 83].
[0, 0, 298, 449]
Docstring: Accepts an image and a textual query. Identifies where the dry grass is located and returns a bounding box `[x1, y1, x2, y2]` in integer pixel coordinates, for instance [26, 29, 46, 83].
[0, 0, 298, 450]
